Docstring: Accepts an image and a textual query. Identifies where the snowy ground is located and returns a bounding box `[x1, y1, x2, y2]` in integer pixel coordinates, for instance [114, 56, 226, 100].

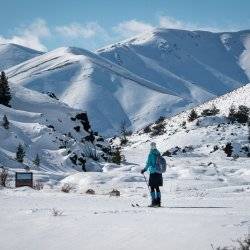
[1, 152, 250, 250]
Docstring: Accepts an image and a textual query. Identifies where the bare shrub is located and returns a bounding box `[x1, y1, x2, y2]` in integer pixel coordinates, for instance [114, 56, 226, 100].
[0, 167, 8, 187]
[83, 143, 99, 161]
[51, 208, 64, 216]
[61, 183, 73, 193]
[33, 180, 44, 190]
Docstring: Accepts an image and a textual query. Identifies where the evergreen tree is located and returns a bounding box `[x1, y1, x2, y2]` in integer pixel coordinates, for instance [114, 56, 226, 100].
[224, 142, 233, 157]
[0, 71, 11, 107]
[228, 105, 237, 122]
[2, 115, 9, 129]
[237, 105, 249, 123]
[16, 144, 25, 163]
[33, 154, 40, 167]
[188, 109, 198, 122]
[111, 147, 122, 165]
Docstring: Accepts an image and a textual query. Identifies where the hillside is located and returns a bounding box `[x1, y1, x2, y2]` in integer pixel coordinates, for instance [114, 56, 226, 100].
[0, 85, 111, 174]
[6, 46, 186, 135]
[0, 43, 42, 70]
[122, 83, 250, 165]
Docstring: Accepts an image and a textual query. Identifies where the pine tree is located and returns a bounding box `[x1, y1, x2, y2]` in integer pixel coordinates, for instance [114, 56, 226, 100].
[16, 144, 25, 163]
[228, 105, 236, 122]
[111, 147, 122, 165]
[188, 109, 198, 122]
[224, 142, 233, 157]
[0, 71, 11, 107]
[2, 115, 9, 129]
[33, 154, 40, 167]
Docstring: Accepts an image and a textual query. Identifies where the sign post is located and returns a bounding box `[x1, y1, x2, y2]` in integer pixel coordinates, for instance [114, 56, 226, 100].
[15, 172, 33, 188]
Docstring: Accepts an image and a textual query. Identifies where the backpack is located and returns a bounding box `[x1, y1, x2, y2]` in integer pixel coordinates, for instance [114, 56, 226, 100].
[155, 154, 167, 173]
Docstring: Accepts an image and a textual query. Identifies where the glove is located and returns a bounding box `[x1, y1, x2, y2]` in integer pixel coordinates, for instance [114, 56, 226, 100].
[141, 169, 145, 174]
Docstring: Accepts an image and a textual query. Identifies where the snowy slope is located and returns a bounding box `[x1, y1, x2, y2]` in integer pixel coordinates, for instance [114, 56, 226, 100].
[6, 47, 188, 135]
[0, 43, 42, 70]
[98, 29, 250, 97]
[0, 85, 111, 173]
[122, 83, 250, 162]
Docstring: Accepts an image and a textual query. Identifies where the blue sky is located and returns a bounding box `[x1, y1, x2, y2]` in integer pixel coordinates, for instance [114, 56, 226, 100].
[0, 0, 249, 51]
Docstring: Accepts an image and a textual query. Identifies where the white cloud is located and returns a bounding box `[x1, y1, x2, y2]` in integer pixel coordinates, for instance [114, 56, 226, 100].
[0, 19, 50, 51]
[113, 20, 154, 38]
[113, 16, 225, 40]
[159, 16, 222, 32]
[55, 22, 109, 40]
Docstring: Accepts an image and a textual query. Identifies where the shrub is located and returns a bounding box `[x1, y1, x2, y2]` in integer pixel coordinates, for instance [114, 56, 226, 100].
[228, 105, 250, 124]
[33, 181, 44, 190]
[155, 116, 165, 124]
[86, 189, 95, 195]
[188, 109, 198, 122]
[201, 104, 220, 117]
[61, 183, 73, 193]
[109, 189, 120, 197]
[150, 123, 165, 136]
[143, 125, 151, 133]
[181, 121, 186, 129]
[0, 167, 8, 187]
[51, 208, 63, 216]
[120, 120, 129, 145]
[83, 144, 99, 161]
[162, 150, 172, 157]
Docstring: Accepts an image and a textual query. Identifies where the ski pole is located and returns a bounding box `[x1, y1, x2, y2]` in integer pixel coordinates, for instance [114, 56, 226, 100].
[143, 173, 150, 192]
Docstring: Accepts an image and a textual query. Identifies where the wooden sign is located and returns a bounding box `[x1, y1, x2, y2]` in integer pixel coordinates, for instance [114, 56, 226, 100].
[15, 172, 33, 188]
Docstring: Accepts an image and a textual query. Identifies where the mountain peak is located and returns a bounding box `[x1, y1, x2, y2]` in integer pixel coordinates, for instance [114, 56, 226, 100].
[0, 43, 43, 70]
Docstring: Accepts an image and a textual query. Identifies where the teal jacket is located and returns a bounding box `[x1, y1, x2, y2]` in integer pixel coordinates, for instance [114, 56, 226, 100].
[144, 149, 160, 174]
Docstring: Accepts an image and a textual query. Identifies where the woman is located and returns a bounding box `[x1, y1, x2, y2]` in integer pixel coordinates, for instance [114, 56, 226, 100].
[141, 142, 163, 207]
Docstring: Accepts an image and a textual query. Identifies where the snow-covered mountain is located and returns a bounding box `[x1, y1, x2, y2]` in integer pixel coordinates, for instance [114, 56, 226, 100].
[0, 85, 111, 173]
[4, 28, 250, 135]
[6, 46, 186, 135]
[0, 43, 42, 70]
[98, 29, 250, 96]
